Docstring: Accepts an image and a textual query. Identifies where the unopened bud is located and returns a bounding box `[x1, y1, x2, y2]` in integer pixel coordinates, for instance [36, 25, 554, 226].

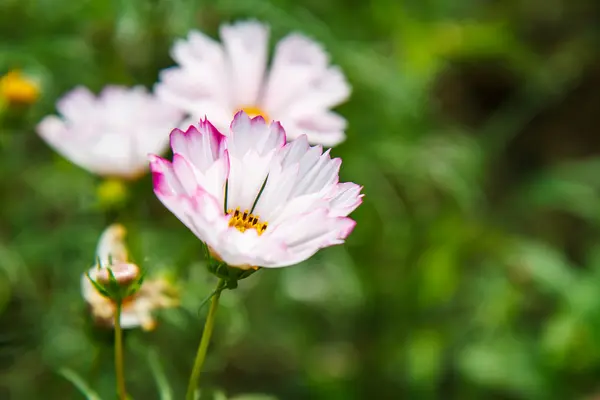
[96, 263, 140, 287]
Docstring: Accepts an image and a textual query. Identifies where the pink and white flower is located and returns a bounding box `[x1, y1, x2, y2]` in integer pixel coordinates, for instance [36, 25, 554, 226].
[155, 20, 350, 147]
[37, 85, 184, 179]
[149, 111, 362, 269]
[82, 224, 178, 331]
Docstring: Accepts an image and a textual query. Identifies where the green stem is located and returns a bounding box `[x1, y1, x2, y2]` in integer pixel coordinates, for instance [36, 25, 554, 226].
[186, 279, 225, 400]
[114, 302, 127, 400]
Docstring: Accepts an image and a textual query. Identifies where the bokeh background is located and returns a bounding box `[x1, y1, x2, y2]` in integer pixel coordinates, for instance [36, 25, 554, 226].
[1, 0, 600, 399]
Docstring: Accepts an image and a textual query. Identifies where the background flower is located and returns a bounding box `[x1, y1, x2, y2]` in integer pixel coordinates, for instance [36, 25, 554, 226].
[0, 70, 39, 105]
[150, 112, 362, 268]
[36, 85, 184, 179]
[155, 20, 351, 147]
[82, 224, 178, 331]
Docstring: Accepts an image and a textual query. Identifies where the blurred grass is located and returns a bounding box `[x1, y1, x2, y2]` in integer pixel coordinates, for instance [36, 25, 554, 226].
[1, 0, 600, 399]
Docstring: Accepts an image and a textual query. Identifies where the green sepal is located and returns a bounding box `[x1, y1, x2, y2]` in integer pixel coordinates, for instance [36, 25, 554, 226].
[86, 271, 111, 298]
[86, 261, 145, 304]
[206, 257, 259, 290]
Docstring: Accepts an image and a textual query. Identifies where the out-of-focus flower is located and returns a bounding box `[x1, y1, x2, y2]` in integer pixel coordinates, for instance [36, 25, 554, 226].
[155, 20, 351, 147]
[0, 70, 39, 105]
[36, 85, 184, 179]
[82, 224, 178, 331]
[149, 111, 363, 270]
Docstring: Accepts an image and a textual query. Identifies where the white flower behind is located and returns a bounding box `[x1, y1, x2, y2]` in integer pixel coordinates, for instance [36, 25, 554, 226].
[37, 85, 184, 179]
[150, 111, 363, 269]
[82, 224, 178, 331]
[155, 20, 351, 147]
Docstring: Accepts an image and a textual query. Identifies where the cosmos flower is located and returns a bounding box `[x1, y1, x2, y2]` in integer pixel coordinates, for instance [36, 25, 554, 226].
[155, 20, 350, 147]
[37, 86, 183, 179]
[0, 70, 39, 105]
[82, 224, 178, 331]
[149, 111, 362, 269]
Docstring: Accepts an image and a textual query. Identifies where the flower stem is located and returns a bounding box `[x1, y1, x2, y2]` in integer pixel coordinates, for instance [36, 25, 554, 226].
[114, 301, 127, 400]
[186, 279, 225, 400]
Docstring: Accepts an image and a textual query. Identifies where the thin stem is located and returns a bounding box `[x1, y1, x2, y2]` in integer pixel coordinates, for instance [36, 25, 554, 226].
[114, 302, 127, 400]
[186, 279, 225, 400]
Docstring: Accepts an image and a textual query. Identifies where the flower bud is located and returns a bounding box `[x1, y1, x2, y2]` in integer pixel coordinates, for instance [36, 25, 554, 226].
[95, 262, 140, 287]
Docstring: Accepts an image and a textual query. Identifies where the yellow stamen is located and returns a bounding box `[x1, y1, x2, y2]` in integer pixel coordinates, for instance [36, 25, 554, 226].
[0, 70, 39, 105]
[227, 207, 268, 235]
[239, 106, 269, 122]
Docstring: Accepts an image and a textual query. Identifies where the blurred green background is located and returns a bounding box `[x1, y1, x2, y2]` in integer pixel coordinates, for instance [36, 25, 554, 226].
[1, 0, 600, 399]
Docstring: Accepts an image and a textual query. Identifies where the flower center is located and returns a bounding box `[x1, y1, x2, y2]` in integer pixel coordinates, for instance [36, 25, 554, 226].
[227, 207, 268, 235]
[239, 106, 269, 121]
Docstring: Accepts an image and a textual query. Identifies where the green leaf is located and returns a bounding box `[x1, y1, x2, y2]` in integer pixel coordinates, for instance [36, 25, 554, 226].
[56, 368, 103, 400]
[147, 348, 173, 400]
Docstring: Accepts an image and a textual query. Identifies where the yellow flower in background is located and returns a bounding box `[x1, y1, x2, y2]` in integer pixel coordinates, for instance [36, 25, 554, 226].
[0, 70, 40, 105]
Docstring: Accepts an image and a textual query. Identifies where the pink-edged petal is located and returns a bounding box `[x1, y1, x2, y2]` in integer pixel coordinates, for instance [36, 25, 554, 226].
[253, 135, 342, 223]
[172, 154, 200, 195]
[288, 149, 340, 198]
[149, 155, 184, 196]
[154, 185, 230, 250]
[278, 134, 311, 167]
[227, 112, 285, 158]
[170, 119, 226, 172]
[260, 209, 356, 268]
[328, 182, 364, 217]
[220, 20, 269, 106]
[168, 147, 229, 206]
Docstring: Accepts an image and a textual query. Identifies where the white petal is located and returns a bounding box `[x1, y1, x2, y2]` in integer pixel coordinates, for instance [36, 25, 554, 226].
[172, 154, 200, 195]
[151, 162, 231, 250]
[81, 269, 97, 302]
[149, 155, 185, 196]
[37, 85, 182, 178]
[225, 113, 285, 211]
[283, 66, 350, 116]
[210, 228, 288, 268]
[151, 122, 230, 210]
[171, 30, 224, 69]
[263, 34, 329, 114]
[220, 20, 269, 107]
[260, 209, 356, 267]
[226, 149, 272, 212]
[56, 86, 96, 123]
[156, 67, 231, 114]
[119, 309, 144, 329]
[96, 224, 129, 264]
[275, 110, 347, 145]
[328, 182, 364, 217]
[170, 120, 225, 173]
[227, 112, 285, 159]
[252, 135, 341, 224]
